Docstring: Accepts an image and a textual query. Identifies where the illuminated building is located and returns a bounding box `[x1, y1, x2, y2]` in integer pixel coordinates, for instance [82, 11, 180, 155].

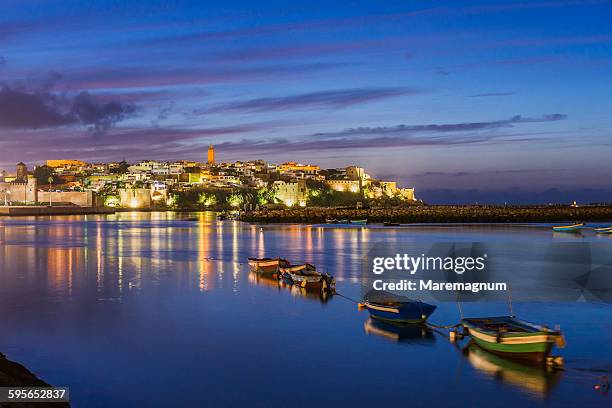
[208, 145, 215, 165]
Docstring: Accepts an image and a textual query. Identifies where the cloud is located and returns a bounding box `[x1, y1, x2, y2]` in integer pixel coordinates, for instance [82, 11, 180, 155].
[203, 88, 417, 114]
[312, 114, 567, 138]
[0, 85, 136, 131]
[468, 92, 515, 97]
[61, 62, 347, 91]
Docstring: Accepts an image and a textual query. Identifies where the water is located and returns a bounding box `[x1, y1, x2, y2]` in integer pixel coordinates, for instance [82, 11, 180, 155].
[0, 212, 610, 407]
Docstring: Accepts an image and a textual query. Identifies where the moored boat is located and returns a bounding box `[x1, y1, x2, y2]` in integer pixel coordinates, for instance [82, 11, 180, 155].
[279, 263, 335, 291]
[349, 219, 367, 226]
[552, 223, 584, 232]
[337, 219, 349, 224]
[461, 316, 565, 363]
[362, 290, 436, 324]
[325, 218, 338, 224]
[594, 226, 612, 233]
[247, 257, 290, 274]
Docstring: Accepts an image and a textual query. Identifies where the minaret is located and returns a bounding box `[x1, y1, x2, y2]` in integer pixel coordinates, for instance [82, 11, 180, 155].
[207, 144, 215, 165]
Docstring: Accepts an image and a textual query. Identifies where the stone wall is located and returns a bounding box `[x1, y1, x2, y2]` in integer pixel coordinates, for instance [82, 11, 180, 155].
[38, 191, 96, 207]
[0, 179, 38, 203]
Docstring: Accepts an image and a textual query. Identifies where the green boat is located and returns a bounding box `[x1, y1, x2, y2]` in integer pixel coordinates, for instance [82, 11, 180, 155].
[461, 316, 565, 363]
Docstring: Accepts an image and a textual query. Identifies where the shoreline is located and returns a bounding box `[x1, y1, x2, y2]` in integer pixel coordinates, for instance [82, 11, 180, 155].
[239, 205, 612, 224]
[0, 206, 115, 217]
[1, 205, 612, 223]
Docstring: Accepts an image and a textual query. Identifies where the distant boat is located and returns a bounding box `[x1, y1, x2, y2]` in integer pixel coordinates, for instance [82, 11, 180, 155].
[383, 222, 401, 227]
[349, 219, 367, 226]
[461, 316, 565, 363]
[337, 219, 349, 224]
[279, 263, 335, 291]
[552, 223, 584, 232]
[362, 290, 436, 324]
[325, 218, 338, 224]
[594, 226, 612, 233]
[247, 257, 290, 275]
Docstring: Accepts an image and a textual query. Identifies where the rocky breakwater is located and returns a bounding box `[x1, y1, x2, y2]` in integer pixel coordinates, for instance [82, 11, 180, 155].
[240, 205, 612, 223]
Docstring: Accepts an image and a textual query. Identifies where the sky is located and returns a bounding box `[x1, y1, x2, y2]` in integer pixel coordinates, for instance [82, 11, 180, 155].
[0, 0, 611, 204]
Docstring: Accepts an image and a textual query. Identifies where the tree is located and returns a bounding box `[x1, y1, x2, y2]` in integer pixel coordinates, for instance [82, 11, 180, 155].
[33, 165, 56, 185]
[110, 160, 130, 174]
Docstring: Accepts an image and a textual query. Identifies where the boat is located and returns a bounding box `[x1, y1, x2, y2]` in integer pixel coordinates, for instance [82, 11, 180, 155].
[383, 222, 401, 227]
[337, 219, 349, 224]
[460, 316, 565, 362]
[279, 263, 335, 291]
[594, 226, 612, 233]
[552, 223, 584, 232]
[349, 219, 367, 226]
[247, 257, 290, 274]
[325, 218, 338, 224]
[362, 290, 436, 323]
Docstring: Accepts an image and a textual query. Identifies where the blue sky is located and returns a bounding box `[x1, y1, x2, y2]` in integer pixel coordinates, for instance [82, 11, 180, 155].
[0, 0, 611, 203]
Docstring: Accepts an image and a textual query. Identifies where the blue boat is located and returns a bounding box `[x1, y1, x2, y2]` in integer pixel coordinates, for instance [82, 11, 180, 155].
[363, 290, 436, 323]
[350, 219, 367, 226]
[552, 222, 583, 232]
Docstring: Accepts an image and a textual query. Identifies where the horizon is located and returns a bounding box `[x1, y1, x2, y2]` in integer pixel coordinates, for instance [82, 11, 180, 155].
[1, 0, 611, 204]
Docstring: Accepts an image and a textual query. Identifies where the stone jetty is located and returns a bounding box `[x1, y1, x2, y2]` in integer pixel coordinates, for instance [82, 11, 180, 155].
[240, 205, 612, 223]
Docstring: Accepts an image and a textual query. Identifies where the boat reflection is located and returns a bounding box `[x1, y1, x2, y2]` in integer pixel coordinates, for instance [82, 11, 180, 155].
[463, 341, 563, 399]
[247, 272, 333, 303]
[363, 318, 435, 345]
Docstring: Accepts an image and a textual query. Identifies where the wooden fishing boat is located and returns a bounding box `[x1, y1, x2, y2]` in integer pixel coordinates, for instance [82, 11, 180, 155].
[350, 219, 367, 226]
[552, 223, 583, 232]
[362, 290, 436, 324]
[383, 222, 401, 227]
[461, 316, 565, 362]
[594, 226, 612, 233]
[279, 263, 335, 291]
[247, 257, 290, 274]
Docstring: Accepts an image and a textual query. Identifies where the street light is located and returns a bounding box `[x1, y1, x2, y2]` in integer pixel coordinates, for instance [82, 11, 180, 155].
[48, 176, 53, 207]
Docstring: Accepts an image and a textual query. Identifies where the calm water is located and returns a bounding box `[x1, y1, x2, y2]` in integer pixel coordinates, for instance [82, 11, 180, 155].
[0, 212, 610, 407]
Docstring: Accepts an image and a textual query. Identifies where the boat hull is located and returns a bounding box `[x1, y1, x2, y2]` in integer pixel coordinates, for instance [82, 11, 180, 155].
[350, 220, 367, 226]
[469, 332, 554, 362]
[552, 223, 584, 232]
[462, 317, 563, 362]
[594, 227, 612, 233]
[247, 258, 288, 274]
[365, 301, 436, 324]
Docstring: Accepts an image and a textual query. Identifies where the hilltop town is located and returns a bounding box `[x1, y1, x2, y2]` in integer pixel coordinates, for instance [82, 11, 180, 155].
[0, 145, 416, 211]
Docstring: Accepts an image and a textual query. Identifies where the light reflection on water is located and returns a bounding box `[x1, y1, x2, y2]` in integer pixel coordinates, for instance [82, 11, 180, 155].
[0, 212, 610, 407]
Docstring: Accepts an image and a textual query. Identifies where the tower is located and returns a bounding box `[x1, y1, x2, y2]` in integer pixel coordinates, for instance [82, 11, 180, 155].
[207, 144, 215, 165]
[15, 162, 27, 183]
